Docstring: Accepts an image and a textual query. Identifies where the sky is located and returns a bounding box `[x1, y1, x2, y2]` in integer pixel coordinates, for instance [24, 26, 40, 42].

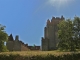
[0, 0, 80, 46]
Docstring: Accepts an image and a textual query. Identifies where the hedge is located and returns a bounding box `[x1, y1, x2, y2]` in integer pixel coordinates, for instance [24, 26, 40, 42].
[0, 53, 80, 60]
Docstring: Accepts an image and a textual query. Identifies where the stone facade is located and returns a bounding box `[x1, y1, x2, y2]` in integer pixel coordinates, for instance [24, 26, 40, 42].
[6, 34, 40, 51]
[41, 16, 65, 51]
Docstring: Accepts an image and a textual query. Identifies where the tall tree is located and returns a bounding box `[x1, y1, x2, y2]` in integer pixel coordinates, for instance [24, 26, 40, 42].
[57, 19, 75, 51]
[73, 17, 80, 49]
[0, 24, 8, 52]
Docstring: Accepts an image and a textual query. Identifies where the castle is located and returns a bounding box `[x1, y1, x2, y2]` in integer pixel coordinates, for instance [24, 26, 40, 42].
[41, 16, 65, 51]
[6, 16, 65, 51]
[6, 34, 40, 51]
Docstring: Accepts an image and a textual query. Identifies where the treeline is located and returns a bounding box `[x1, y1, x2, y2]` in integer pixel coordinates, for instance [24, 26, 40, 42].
[57, 16, 80, 51]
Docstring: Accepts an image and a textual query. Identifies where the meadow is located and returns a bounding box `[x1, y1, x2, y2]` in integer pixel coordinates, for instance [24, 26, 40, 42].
[0, 50, 79, 56]
[0, 51, 80, 60]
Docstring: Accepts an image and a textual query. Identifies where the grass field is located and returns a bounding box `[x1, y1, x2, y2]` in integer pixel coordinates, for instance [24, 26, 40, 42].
[0, 51, 79, 56]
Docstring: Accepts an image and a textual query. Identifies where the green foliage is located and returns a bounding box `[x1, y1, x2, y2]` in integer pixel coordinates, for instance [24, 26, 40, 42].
[2, 45, 9, 52]
[57, 16, 80, 51]
[0, 53, 80, 60]
[33, 44, 36, 47]
[73, 17, 80, 49]
[57, 19, 75, 51]
[57, 17, 80, 51]
[0, 24, 8, 52]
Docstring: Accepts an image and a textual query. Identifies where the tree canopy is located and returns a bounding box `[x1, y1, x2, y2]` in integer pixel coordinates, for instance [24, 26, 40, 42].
[0, 24, 8, 52]
[57, 17, 80, 51]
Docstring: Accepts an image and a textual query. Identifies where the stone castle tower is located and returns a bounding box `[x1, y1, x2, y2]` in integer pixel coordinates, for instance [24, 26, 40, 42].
[41, 16, 65, 51]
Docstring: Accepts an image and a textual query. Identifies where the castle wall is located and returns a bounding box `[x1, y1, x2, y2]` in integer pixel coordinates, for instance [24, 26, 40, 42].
[13, 40, 21, 51]
[21, 44, 29, 51]
[7, 34, 41, 51]
[48, 26, 56, 50]
[41, 16, 64, 51]
[41, 37, 49, 51]
[48, 19, 63, 50]
[6, 41, 14, 51]
[44, 27, 47, 38]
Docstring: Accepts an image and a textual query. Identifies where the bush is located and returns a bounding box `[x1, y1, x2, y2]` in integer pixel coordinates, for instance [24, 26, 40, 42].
[0, 53, 80, 60]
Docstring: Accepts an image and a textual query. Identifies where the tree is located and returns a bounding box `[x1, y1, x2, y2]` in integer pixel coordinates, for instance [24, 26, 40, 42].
[57, 19, 76, 51]
[0, 24, 8, 52]
[73, 17, 80, 49]
[33, 44, 36, 48]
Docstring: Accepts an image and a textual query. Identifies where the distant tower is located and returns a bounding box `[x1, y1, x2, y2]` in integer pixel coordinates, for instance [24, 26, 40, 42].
[8, 34, 14, 41]
[6, 34, 14, 51]
[15, 35, 19, 40]
[41, 16, 65, 51]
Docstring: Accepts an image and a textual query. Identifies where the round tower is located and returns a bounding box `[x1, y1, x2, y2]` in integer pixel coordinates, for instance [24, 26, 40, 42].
[15, 35, 19, 40]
